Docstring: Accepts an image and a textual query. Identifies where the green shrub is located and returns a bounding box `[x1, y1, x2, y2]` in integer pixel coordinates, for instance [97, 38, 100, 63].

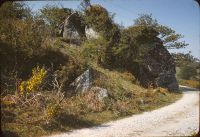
[84, 4, 113, 34]
[81, 35, 108, 63]
[178, 65, 197, 80]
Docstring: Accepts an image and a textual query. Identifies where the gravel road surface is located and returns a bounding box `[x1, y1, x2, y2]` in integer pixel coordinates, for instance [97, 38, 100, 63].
[47, 86, 199, 137]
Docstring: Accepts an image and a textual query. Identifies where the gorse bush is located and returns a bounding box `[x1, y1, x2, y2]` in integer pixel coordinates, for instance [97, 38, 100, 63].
[81, 35, 108, 63]
[46, 104, 62, 120]
[19, 66, 47, 94]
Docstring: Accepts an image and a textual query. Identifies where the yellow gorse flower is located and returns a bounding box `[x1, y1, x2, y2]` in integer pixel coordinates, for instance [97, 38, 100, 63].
[46, 104, 61, 119]
[19, 66, 47, 94]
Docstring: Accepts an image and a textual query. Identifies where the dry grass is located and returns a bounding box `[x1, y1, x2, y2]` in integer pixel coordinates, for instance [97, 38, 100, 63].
[0, 17, 185, 137]
[178, 79, 200, 89]
[1, 64, 182, 137]
[62, 91, 106, 114]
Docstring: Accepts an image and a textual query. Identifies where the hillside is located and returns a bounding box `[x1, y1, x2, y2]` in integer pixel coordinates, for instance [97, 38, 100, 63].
[1, 38, 182, 137]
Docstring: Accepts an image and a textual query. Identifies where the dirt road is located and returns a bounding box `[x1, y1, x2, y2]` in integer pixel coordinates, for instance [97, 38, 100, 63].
[48, 86, 199, 137]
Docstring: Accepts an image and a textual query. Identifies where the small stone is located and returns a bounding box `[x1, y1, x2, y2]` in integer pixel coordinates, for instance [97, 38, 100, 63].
[91, 86, 108, 100]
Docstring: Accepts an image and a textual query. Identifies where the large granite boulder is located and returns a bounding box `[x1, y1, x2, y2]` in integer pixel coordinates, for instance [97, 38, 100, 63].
[70, 69, 92, 93]
[156, 72, 179, 91]
[134, 43, 179, 91]
[59, 13, 86, 41]
[59, 13, 99, 41]
[70, 68, 109, 99]
[85, 28, 99, 39]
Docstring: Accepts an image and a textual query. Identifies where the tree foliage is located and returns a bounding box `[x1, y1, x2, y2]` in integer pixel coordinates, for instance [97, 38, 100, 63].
[178, 65, 197, 80]
[40, 5, 73, 36]
[84, 4, 113, 34]
[0, 1, 47, 73]
[0, 2, 59, 90]
[115, 25, 160, 67]
[0, 1, 31, 20]
[84, 4, 120, 41]
[65, 12, 87, 40]
[172, 52, 199, 81]
[172, 52, 200, 67]
[134, 14, 188, 49]
[80, 0, 91, 11]
[40, 5, 72, 27]
[84, 4, 121, 66]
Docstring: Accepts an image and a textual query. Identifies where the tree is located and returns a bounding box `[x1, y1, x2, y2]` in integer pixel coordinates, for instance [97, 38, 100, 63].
[40, 5, 72, 27]
[178, 65, 197, 80]
[0, 1, 49, 79]
[84, 4, 120, 40]
[84, 4, 121, 66]
[40, 5, 73, 36]
[172, 52, 200, 67]
[112, 25, 168, 87]
[79, 0, 91, 11]
[84, 4, 113, 34]
[40, 5, 87, 39]
[172, 52, 200, 80]
[115, 25, 160, 68]
[0, 1, 32, 45]
[0, 1, 31, 20]
[134, 14, 188, 49]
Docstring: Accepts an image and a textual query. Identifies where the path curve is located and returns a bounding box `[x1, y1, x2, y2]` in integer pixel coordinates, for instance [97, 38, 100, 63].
[47, 86, 199, 137]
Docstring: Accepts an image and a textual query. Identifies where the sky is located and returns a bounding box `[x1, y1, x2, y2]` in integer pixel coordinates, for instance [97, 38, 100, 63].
[26, 0, 200, 59]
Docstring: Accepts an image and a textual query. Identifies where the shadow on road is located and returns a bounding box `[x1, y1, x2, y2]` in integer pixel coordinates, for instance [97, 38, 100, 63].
[2, 130, 20, 137]
[179, 86, 200, 92]
[91, 124, 110, 130]
[42, 113, 99, 132]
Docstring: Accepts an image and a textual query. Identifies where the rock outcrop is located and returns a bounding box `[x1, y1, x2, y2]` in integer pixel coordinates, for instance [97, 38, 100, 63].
[59, 13, 99, 42]
[70, 69, 92, 93]
[135, 43, 179, 91]
[156, 72, 179, 91]
[70, 68, 109, 99]
[59, 13, 86, 41]
[85, 28, 99, 39]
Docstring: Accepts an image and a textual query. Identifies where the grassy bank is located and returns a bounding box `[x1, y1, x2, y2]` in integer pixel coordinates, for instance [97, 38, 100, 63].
[1, 64, 182, 137]
[178, 79, 200, 89]
[1, 39, 182, 137]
